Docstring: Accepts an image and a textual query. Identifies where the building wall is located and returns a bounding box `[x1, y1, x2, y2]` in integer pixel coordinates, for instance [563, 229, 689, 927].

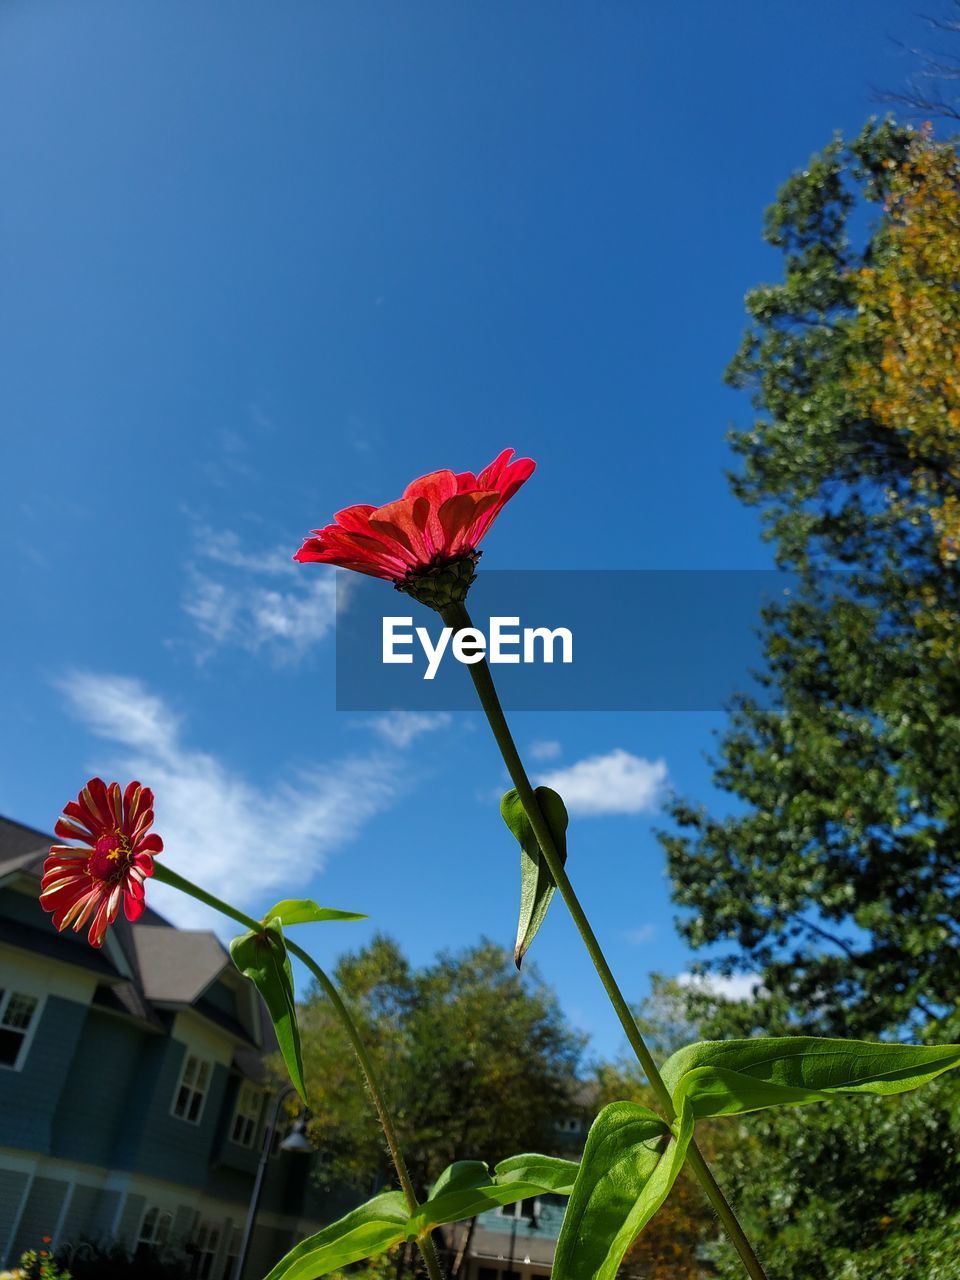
[0, 889, 328, 1280]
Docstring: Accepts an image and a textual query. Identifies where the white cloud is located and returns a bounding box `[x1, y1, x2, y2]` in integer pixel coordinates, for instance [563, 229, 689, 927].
[529, 739, 562, 761]
[58, 672, 401, 930]
[367, 712, 452, 749]
[182, 527, 337, 664]
[676, 972, 761, 1003]
[536, 749, 668, 817]
[624, 923, 657, 945]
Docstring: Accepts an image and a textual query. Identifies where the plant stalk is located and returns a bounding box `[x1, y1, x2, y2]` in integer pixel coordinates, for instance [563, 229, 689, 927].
[441, 601, 768, 1280]
[153, 864, 446, 1280]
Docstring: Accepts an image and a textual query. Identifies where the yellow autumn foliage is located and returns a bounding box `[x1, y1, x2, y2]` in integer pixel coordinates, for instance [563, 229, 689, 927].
[851, 133, 960, 563]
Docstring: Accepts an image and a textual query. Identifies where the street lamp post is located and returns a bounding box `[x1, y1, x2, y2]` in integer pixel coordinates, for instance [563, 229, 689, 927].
[233, 1083, 313, 1280]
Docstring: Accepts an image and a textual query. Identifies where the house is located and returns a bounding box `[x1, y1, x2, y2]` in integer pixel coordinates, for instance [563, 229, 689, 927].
[442, 1094, 591, 1280]
[1, 811, 595, 1280]
[0, 815, 329, 1280]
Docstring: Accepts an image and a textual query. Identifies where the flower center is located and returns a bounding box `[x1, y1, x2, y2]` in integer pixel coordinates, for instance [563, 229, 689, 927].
[89, 832, 133, 881]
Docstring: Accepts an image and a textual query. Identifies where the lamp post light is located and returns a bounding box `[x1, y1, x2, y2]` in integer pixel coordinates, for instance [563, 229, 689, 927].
[233, 1083, 312, 1280]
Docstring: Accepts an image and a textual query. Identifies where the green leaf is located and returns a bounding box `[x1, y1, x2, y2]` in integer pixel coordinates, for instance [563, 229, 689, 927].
[662, 1036, 960, 1119]
[416, 1153, 579, 1230]
[501, 786, 568, 967]
[552, 1101, 693, 1280]
[263, 898, 367, 927]
[263, 1191, 410, 1280]
[229, 919, 307, 1103]
[265, 1158, 582, 1277]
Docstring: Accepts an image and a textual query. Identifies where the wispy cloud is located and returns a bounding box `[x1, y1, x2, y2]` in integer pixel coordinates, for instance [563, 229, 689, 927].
[528, 739, 562, 761]
[624, 923, 657, 945]
[676, 972, 760, 1003]
[536, 749, 667, 817]
[58, 672, 401, 929]
[182, 528, 336, 664]
[367, 712, 452, 749]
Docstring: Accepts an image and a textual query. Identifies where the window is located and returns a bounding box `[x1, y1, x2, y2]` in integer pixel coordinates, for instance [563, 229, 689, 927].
[137, 1207, 172, 1257]
[501, 1198, 538, 1221]
[230, 1081, 264, 1148]
[173, 1052, 212, 1123]
[192, 1221, 220, 1280]
[0, 990, 40, 1069]
[224, 1226, 242, 1278]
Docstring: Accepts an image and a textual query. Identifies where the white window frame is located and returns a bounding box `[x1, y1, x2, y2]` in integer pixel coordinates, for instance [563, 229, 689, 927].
[192, 1219, 221, 1280]
[224, 1225, 242, 1276]
[171, 1051, 213, 1124]
[499, 1197, 540, 1220]
[137, 1205, 174, 1251]
[230, 1081, 264, 1149]
[0, 988, 45, 1072]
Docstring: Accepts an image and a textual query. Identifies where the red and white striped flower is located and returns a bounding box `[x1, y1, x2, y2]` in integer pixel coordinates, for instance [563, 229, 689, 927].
[40, 778, 161, 948]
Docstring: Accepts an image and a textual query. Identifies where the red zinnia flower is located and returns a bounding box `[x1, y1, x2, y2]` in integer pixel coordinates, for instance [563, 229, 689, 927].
[293, 448, 535, 595]
[40, 778, 161, 949]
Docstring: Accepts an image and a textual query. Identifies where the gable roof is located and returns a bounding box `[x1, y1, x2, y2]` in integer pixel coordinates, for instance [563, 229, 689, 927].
[0, 815, 51, 878]
[133, 925, 230, 1004]
[0, 810, 262, 1050]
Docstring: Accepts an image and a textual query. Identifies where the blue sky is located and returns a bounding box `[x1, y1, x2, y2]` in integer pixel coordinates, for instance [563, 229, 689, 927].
[0, 1, 930, 1060]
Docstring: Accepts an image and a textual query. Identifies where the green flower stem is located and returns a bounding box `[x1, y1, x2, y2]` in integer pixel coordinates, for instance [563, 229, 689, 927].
[440, 601, 769, 1280]
[153, 864, 445, 1280]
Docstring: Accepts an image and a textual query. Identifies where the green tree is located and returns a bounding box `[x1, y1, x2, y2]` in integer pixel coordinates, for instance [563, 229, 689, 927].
[660, 120, 960, 1042]
[653, 116, 960, 1279]
[706, 1083, 960, 1280]
[297, 936, 585, 1194]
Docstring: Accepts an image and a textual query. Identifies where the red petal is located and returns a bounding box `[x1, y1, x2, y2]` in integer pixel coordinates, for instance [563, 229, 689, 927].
[81, 779, 113, 831]
[54, 818, 96, 846]
[403, 469, 458, 505]
[368, 497, 433, 566]
[123, 781, 142, 829]
[477, 448, 516, 490]
[318, 527, 415, 576]
[87, 889, 120, 947]
[333, 505, 378, 533]
[107, 782, 123, 828]
[437, 491, 500, 556]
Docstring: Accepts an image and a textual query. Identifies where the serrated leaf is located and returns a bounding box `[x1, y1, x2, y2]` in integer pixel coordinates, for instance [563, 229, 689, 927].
[230, 919, 307, 1103]
[662, 1036, 960, 1119]
[415, 1153, 579, 1230]
[501, 786, 568, 967]
[553, 1101, 693, 1280]
[263, 898, 367, 926]
[263, 1191, 410, 1280]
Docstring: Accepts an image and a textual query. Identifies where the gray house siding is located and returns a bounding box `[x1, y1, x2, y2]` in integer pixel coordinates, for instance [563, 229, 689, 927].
[50, 1010, 149, 1168]
[0, 996, 88, 1155]
[85, 1187, 123, 1240]
[9, 1175, 69, 1259]
[0, 826, 339, 1280]
[116, 1192, 147, 1247]
[124, 1049, 236, 1192]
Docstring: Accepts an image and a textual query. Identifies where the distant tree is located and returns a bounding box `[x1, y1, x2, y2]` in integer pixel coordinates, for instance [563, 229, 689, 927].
[851, 130, 960, 564]
[660, 120, 960, 1042]
[591, 978, 741, 1280]
[877, 1, 960, 123]
[706, 1083, 960, 1280]
[297, 936, 585, 1194]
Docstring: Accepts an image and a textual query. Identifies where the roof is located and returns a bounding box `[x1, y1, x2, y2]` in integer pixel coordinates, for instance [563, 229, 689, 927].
[0, 814, 52, 878]
[132, 926, 229, 1004]
[0, 810, 264, 1053]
